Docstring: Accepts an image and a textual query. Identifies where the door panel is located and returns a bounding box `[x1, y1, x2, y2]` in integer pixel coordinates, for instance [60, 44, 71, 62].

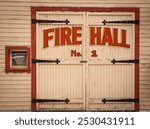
[88, 64, 134, 110]
[37, 64, 84, 110]
[36, 12, 86, 110]
[87, 12, 135, 110]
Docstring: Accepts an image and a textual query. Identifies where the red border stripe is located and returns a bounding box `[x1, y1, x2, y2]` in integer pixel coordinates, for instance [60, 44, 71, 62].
[134, 8, 140, 111]
[31, 7, 36, 111]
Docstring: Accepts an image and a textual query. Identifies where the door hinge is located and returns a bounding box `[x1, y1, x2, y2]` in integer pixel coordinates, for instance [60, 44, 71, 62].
[32, 19, 70, 25]
[32, 98, 70, 104]
[111, 59, 139, 64]
[32, 59, 60, 64]
[102, 19, 139, 25]
[102, 98, 139, 104]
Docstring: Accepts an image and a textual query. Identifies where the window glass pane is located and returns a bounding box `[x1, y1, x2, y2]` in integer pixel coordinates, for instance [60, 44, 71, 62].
[11, 51, 27, 66]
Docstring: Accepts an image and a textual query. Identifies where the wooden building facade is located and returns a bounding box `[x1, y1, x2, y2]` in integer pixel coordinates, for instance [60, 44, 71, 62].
[0, 0, 150, 111]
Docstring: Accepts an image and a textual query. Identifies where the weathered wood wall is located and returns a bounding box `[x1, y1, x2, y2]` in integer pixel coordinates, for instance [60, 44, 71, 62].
[0, 0, 150, 111]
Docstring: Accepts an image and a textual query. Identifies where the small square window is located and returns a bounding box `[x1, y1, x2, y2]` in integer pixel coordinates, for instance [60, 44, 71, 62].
[5, 46, 30, 73]
[11, 51, 27, 67]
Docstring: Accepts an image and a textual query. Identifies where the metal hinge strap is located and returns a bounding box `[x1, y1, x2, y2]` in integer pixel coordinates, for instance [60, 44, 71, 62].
[102, 20, 139, 25]
[111, 59, 139, 64]
[32, 59, 60, 64]
[32, 98, 70, 104]
[32, 19, 70, 25]
[102, 98, 139, 104]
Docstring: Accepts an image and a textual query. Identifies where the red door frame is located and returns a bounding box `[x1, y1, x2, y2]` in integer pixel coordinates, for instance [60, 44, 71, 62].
[31, 7, 139, 111]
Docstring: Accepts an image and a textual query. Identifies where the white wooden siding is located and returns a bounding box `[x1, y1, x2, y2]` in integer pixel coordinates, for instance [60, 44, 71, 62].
[0, 0, 150, 111]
